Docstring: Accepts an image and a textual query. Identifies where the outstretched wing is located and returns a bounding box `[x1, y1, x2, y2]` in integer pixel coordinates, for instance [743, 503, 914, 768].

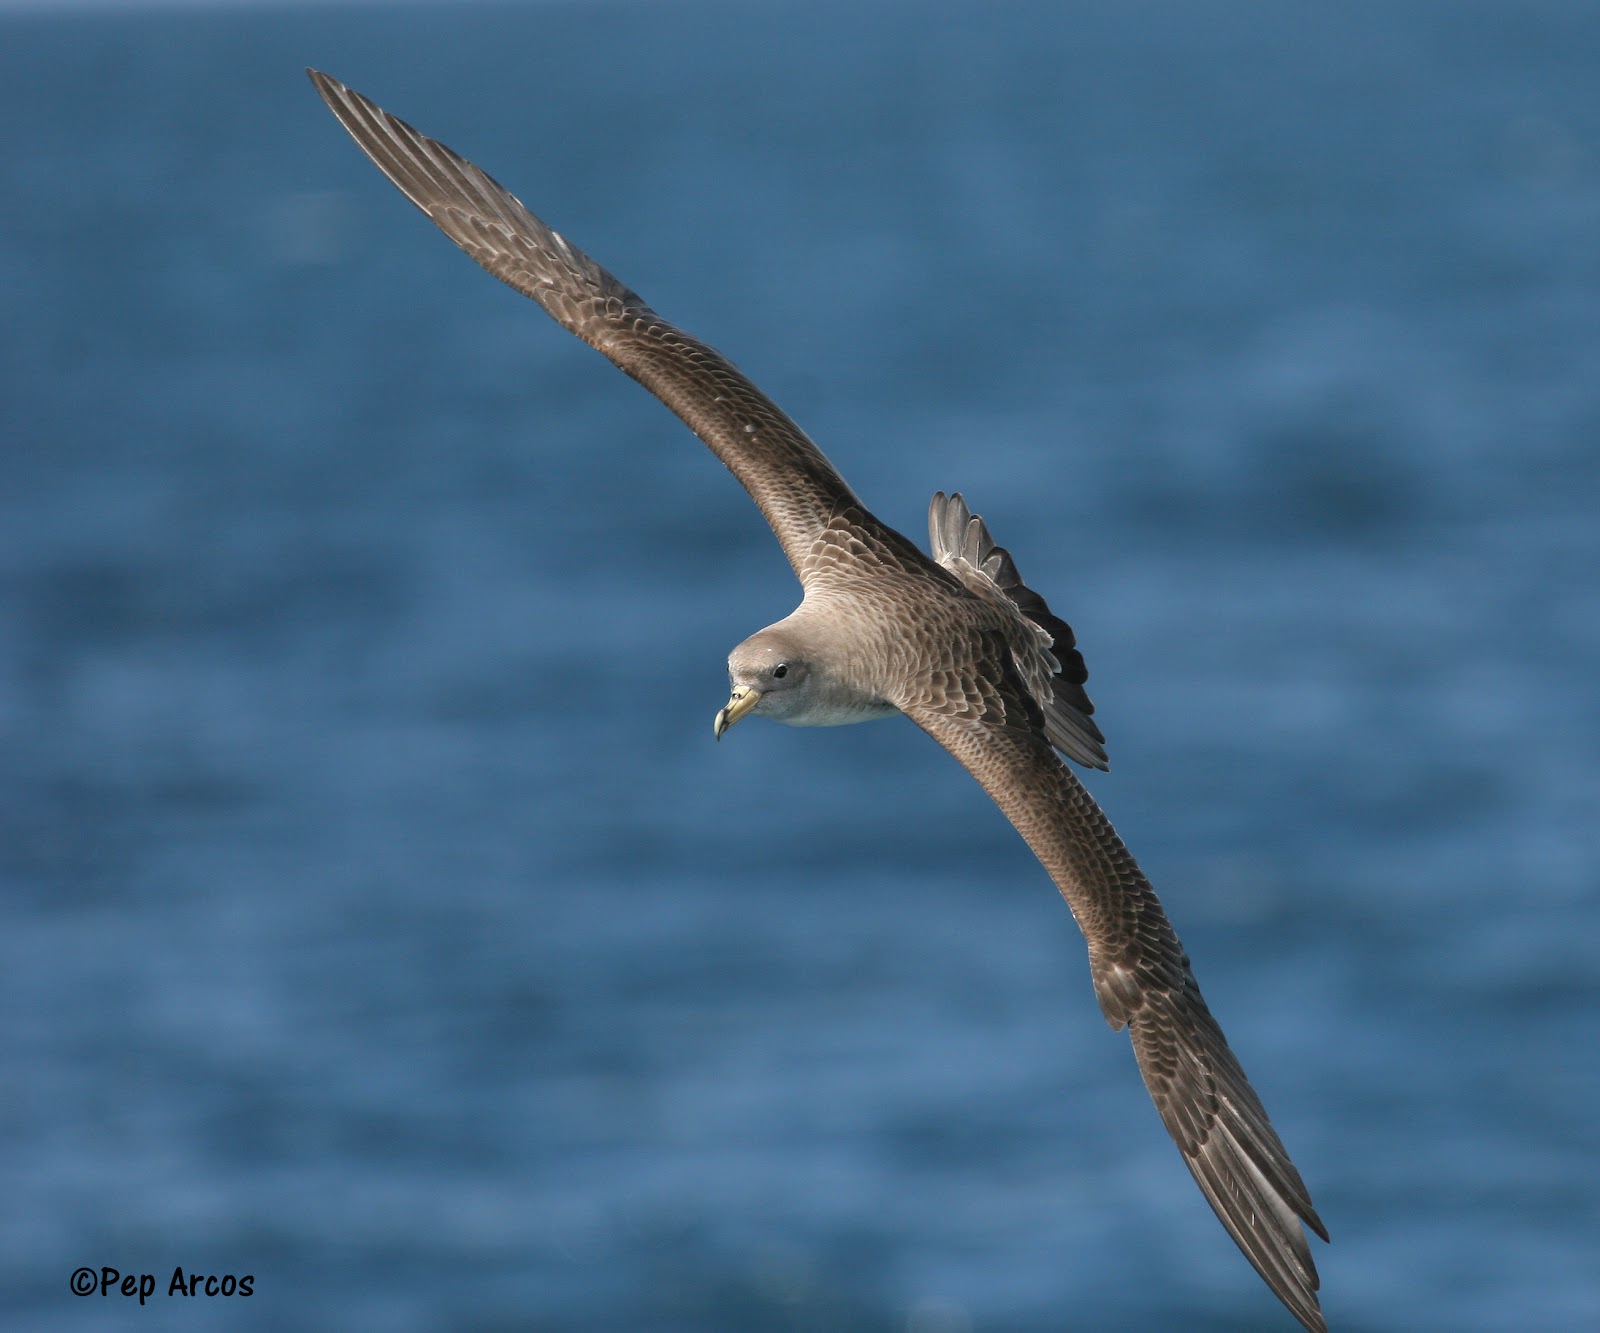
[900, 671, 1327, 1333]
[308, 69, 859, 577]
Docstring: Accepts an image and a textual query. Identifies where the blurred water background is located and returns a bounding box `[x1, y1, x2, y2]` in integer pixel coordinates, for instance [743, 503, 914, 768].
[2, 1, 1598, 1329]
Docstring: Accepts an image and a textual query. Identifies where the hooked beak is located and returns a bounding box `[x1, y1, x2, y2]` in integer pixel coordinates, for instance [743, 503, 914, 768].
[713, 685, 761, 740]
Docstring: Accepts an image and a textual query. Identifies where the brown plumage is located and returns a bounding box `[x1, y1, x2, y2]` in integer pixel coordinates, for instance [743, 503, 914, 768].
[308, 69, 1329, 1331]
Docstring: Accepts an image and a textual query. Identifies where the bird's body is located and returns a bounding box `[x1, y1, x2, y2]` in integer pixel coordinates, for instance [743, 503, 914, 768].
[309, 69, 1329, 1332]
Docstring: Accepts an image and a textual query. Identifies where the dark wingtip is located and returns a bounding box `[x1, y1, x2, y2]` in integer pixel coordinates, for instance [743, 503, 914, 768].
[306, 68, 357, 114]
[306, 68, 343, 114]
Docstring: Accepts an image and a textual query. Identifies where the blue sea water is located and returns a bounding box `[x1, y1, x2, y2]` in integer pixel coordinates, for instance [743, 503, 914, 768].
[2, 1, 1597, 1329]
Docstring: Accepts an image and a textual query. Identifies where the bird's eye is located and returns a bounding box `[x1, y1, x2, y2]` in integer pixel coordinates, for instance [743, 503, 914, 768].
[773, 664, 789, 679]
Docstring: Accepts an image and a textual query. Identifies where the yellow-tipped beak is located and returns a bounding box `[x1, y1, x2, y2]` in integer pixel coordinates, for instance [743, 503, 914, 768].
[713, 685, 760, 740]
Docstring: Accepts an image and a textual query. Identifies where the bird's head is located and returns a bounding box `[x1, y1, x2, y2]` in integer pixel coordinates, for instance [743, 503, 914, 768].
[714, 629, 814, 738]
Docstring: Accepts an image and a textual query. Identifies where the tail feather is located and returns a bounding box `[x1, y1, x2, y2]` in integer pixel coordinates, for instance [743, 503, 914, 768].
[928, 492, 1107, 770]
